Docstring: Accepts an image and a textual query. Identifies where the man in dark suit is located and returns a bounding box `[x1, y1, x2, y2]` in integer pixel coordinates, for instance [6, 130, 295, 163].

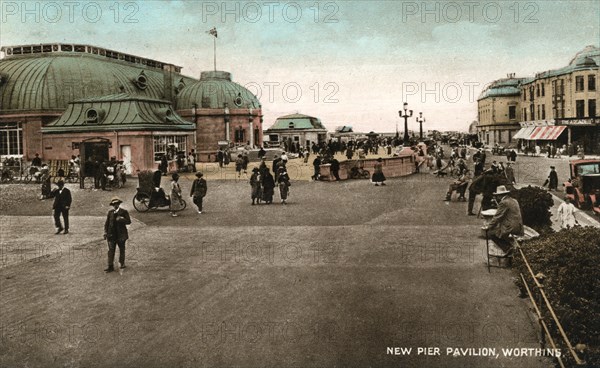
[49, 180, 72, 234]
[190, 172, 208, 214]
[103, 197, 131, 272]
[330, 158, 341, 181]
[484, 186, 524, 253]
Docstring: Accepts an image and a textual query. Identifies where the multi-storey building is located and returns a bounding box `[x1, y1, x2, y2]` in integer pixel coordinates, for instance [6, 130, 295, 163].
[477, 45, 600, 154]
[477, 74, 525, 146]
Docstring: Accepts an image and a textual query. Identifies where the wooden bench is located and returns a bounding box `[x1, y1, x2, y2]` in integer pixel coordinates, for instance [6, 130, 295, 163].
[485, 226, 538, 272]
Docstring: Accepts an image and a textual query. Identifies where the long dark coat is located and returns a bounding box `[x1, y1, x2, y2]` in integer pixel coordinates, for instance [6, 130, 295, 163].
[262, 172, 275, 201]
[548, 170, 558, 189]
[50, 187, 72, 210]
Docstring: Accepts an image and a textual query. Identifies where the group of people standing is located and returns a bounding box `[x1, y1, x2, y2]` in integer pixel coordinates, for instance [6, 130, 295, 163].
[159, 151, 197, 175]
[250, 156, 291, 205]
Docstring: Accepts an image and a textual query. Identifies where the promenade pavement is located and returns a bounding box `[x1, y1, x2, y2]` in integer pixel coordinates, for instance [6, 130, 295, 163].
[1, 173, 553, 368]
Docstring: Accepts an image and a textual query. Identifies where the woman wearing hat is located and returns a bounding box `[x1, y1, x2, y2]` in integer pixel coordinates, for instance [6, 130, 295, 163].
[277, 167, 291, 204]
[170, 173, 182, 217]
[543, 166, 558, 191]
[235, 154, 244, 178]
[261, 168, 275, 204]
[249, 168, 262, 205]
[104, 196, 131, 272]
[190, 172, 207, 214]
[372, 158, 386, 186]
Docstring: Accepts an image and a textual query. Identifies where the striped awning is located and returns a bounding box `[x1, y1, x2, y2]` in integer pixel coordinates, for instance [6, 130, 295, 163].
[528, 125, 566, 140]
[513, 126, 536, 140]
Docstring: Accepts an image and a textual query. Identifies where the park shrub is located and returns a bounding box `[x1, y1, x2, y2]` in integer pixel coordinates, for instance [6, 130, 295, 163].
[514, 226, 600, 367]
[511, 186, 554, 234]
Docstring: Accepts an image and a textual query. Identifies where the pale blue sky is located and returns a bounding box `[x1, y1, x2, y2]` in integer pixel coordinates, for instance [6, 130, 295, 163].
[1, 0, 598, 132]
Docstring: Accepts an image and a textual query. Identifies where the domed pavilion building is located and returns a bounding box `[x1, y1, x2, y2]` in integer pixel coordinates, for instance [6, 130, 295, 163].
[0, 43, 263, 173]
[177, 71, 263, 162]
[264, 113, 328, 151]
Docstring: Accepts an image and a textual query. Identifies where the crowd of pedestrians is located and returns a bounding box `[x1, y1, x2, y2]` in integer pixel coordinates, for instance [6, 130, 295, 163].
[250, 156, 292, 205]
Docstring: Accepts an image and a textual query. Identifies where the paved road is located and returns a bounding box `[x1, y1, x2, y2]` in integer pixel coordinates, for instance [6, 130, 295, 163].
[483, 149, 599, 226]
[0, 175, 552, 368]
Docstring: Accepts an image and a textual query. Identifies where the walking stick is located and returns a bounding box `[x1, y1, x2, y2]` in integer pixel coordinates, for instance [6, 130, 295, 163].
[485, 227, 490, 273]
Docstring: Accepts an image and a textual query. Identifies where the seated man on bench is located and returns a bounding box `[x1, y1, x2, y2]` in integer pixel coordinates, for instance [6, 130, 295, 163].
[483, 185, 524, 255]
[445, 169, 471, 201]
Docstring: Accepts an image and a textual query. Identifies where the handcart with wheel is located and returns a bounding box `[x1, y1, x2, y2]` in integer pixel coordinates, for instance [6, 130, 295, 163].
[132, 170, 186, 212]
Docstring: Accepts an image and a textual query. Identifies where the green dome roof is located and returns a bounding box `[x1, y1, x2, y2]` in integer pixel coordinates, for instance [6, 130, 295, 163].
[176, 71, 260, 110]
[0, 52, 195, 112]
[569, 45, 600, 66]
[269, 113, 326, 130]
[478, 77, 524, 100]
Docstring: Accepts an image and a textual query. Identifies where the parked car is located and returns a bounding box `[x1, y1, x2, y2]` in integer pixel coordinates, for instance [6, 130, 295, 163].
[564, 159, 600, 215]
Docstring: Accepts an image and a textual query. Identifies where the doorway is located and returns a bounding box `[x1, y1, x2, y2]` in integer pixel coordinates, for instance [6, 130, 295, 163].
[121, 145, 132, 175]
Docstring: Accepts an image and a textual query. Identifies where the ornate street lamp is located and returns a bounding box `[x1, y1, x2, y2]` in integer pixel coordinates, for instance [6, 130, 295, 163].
[398, 102, 413, 143]
[248, 106, 254, 148]
[192, 103, 198, 157]
[416, 112, 426, 140]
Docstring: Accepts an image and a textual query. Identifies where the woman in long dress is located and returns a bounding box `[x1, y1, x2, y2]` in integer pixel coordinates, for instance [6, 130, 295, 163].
[557, 197, 578, 229]
[170, 173, 182, 217]
[250, 168, 262, 205]
[277, 167, 291, 204]
[372, 157, 386, 186]
[261, 168, 275, 204]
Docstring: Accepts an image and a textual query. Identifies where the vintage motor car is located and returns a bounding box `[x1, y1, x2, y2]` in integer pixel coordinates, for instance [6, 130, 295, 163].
[564, 159, 600, 215]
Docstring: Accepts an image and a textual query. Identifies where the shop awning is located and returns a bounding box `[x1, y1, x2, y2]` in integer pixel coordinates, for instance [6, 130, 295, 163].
[528, 125, 566, 140]
[513, 126, 536, 140]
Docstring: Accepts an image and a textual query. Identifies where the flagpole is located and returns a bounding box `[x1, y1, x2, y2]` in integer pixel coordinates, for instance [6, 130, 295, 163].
[213, 35, 216, 71]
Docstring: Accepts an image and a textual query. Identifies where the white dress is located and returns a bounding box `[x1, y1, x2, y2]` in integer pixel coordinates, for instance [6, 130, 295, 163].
[557, 202, 576, 229]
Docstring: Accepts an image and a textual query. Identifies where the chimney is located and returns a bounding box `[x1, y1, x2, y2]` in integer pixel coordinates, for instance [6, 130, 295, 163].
[163, 64, 176, 105]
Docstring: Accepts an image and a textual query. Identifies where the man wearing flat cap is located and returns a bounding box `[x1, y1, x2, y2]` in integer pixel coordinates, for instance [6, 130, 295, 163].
[104, 196, 131, 272]
[484, 185, 523, 254]
[49, 180, 72, 234]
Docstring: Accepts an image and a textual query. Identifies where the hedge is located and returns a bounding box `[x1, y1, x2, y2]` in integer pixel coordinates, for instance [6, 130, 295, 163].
[514, 226, 600, 367]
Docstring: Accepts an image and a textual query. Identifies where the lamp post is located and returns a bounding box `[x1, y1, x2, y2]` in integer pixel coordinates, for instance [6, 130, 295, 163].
[192, 103, 198, 158]
[248, 106, 254, 149]
[224, 103, 230, 143]
[416, 112, 425, 140]
[398, 102, 413, 143]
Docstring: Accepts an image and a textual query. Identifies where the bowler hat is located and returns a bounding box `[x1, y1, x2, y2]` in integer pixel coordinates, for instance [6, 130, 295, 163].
[493, 185, 510, 195]
[172, 173, 179, 180]
[109, 196, 123, 205]
[550, 166, 555, 169]
[195, 172, 203, 177]
[56, 180, 65, 186]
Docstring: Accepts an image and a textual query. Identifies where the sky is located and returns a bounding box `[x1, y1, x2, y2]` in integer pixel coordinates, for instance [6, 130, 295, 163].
[1, 0, 599, 132]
